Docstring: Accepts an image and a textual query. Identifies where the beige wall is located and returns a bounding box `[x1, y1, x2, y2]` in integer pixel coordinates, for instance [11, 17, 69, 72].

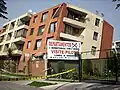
[66, 4, 104, 59]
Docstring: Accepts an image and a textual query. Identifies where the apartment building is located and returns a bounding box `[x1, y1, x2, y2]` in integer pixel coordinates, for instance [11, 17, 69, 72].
[112, 40, 120, 53]
[0, 12, 32, 59]
[18, 3, 113, 76]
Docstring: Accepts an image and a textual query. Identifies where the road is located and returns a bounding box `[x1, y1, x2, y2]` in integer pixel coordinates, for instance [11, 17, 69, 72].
[55, 82, 120, 90]
[0, 81, 44, 90]
[0, 81, 120, 90]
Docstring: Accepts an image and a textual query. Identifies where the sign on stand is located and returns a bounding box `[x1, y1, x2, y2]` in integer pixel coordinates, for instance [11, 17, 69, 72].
[47, 40, 81, 60]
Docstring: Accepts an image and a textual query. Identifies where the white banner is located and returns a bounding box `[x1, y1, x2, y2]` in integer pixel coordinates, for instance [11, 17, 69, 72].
[47, 40, 81, 60]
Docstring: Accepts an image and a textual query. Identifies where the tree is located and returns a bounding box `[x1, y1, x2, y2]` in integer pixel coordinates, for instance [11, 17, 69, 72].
[112, 0, 120, 9]
[4, 48, 16, 73]
[0, 0, 8, 19]
[83, 59, 93, 75]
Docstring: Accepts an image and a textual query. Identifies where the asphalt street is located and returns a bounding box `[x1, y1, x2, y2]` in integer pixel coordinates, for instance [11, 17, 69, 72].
[0, 81, 120, 90]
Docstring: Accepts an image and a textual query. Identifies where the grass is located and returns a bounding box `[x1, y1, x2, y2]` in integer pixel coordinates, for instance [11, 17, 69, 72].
[28, 81, 57, 87]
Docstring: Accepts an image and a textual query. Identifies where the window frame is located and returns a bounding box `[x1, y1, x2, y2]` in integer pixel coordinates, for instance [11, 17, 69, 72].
[41, 12, 48, 22]
[27, 41, 31, 49]
[30, 28, 34, 35]
[37, 26, 45, 36]
[95, 18, 100, 26]
[49, 22, 57, 33]
[93, 31, 98, 41]
[34, 39, 41, 50]
[91, 46, 96, 55]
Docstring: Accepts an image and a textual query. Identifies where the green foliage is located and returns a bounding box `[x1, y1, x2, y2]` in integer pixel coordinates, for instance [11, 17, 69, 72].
[83, 59, 93, 75]
[112, 0, 120, 9]
[57, 61, 65, 73]
[0, 0, 8, 19]
[28, 81, 57, 87]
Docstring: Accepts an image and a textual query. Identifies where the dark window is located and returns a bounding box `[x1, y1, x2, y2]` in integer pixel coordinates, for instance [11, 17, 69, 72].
[33, 16, 37, 23]
[30, 28, 34, 35]
[52, 7, 60, 18]
[41, 12, 48, 22]
[93, 32, 98, 41]
[37, 26, 45, 36]
[64, 24, 83, 37]
[95, 18, 100, 26]
[49, 22, 57, 33]
[91, 46, 96, 55]
[0, 45, 2, 51]
[34, 39, 41, 50]
[27, 41, 31, 49]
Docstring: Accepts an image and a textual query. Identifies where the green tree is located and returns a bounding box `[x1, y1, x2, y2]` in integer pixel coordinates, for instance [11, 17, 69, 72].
[0, 0, 8, 19]
[112, 0, 120, 9]
[57, 61, 65, 73]
[4, 48, 16, 73]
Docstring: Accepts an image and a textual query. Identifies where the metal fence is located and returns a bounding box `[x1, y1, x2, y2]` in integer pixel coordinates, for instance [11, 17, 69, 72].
[48, 49, 120, 84]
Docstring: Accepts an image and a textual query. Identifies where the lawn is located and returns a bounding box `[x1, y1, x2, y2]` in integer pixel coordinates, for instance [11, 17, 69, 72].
[28, 81, 57, 87]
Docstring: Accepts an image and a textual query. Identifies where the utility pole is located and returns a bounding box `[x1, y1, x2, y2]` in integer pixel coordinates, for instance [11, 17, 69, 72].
[75, 52, 82, 82]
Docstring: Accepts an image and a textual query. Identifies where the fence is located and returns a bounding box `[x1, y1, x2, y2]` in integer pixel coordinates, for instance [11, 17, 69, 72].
[47, 49, 120, 84]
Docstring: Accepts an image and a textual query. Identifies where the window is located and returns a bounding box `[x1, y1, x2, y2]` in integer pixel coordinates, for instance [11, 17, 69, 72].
[6, 33, 12, 41]
[9, 21, 15, 30]
[93, 32, 98, 41]
[33, 16, 37, 23]
[30, 28, 34, 35]
[52, 8, 60, 18]
[49, 22, 57, 33]
[34, 40, 41, 50]
[95, 18, 100, 26]
[0, 45, 2, 51]
[27, 41, 31, 49]
[64, 24, 82, 37]
[37, 26, 45, 36]
[91, 46, 96, 55]
[41, 12, 48, 22]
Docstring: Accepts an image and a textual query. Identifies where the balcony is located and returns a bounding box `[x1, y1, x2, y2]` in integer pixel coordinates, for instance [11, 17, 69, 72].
[15, 25, 29, 31]
[63, 17, 86, 29]
[13, 37, 25, 44]
[12, 49, 22, 55]
[60, 32, 84, 42]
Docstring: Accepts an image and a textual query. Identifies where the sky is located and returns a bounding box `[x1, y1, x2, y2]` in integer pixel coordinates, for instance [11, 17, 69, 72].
[0, 0, 120, 41]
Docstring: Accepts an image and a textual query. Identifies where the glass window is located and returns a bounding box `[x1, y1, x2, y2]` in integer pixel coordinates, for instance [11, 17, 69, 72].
[41, 12, 48, 22]
[52, 7, 60, 18]
[93, 32, 98, 41]
[27, 41, 31, 49]
[95, 18, 100, 26]
[33, 16, 37, 23]
[30, 28, 34, 35]
[37, 26, 45, 36]
[34, 40, 41, 50]
[49, 22, 57, 33]
[91, 46, 96, 55]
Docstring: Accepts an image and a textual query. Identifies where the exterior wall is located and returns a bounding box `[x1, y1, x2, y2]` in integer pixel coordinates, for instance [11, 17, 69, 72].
[31, 60, 45, 76]
[18, 3, 68, 75]
[18, 3, 114, 76]
[82, 13, 103, 59]
[65, 4, 104, 59]
[0, 13, 32, 55]
[99, 20, 114, 58]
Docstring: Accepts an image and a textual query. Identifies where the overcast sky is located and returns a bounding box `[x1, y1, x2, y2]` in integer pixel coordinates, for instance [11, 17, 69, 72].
[0, 0, 120, 41]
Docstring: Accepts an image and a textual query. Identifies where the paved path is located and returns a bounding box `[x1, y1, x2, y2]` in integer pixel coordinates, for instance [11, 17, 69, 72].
[54, 82, 120, 90]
